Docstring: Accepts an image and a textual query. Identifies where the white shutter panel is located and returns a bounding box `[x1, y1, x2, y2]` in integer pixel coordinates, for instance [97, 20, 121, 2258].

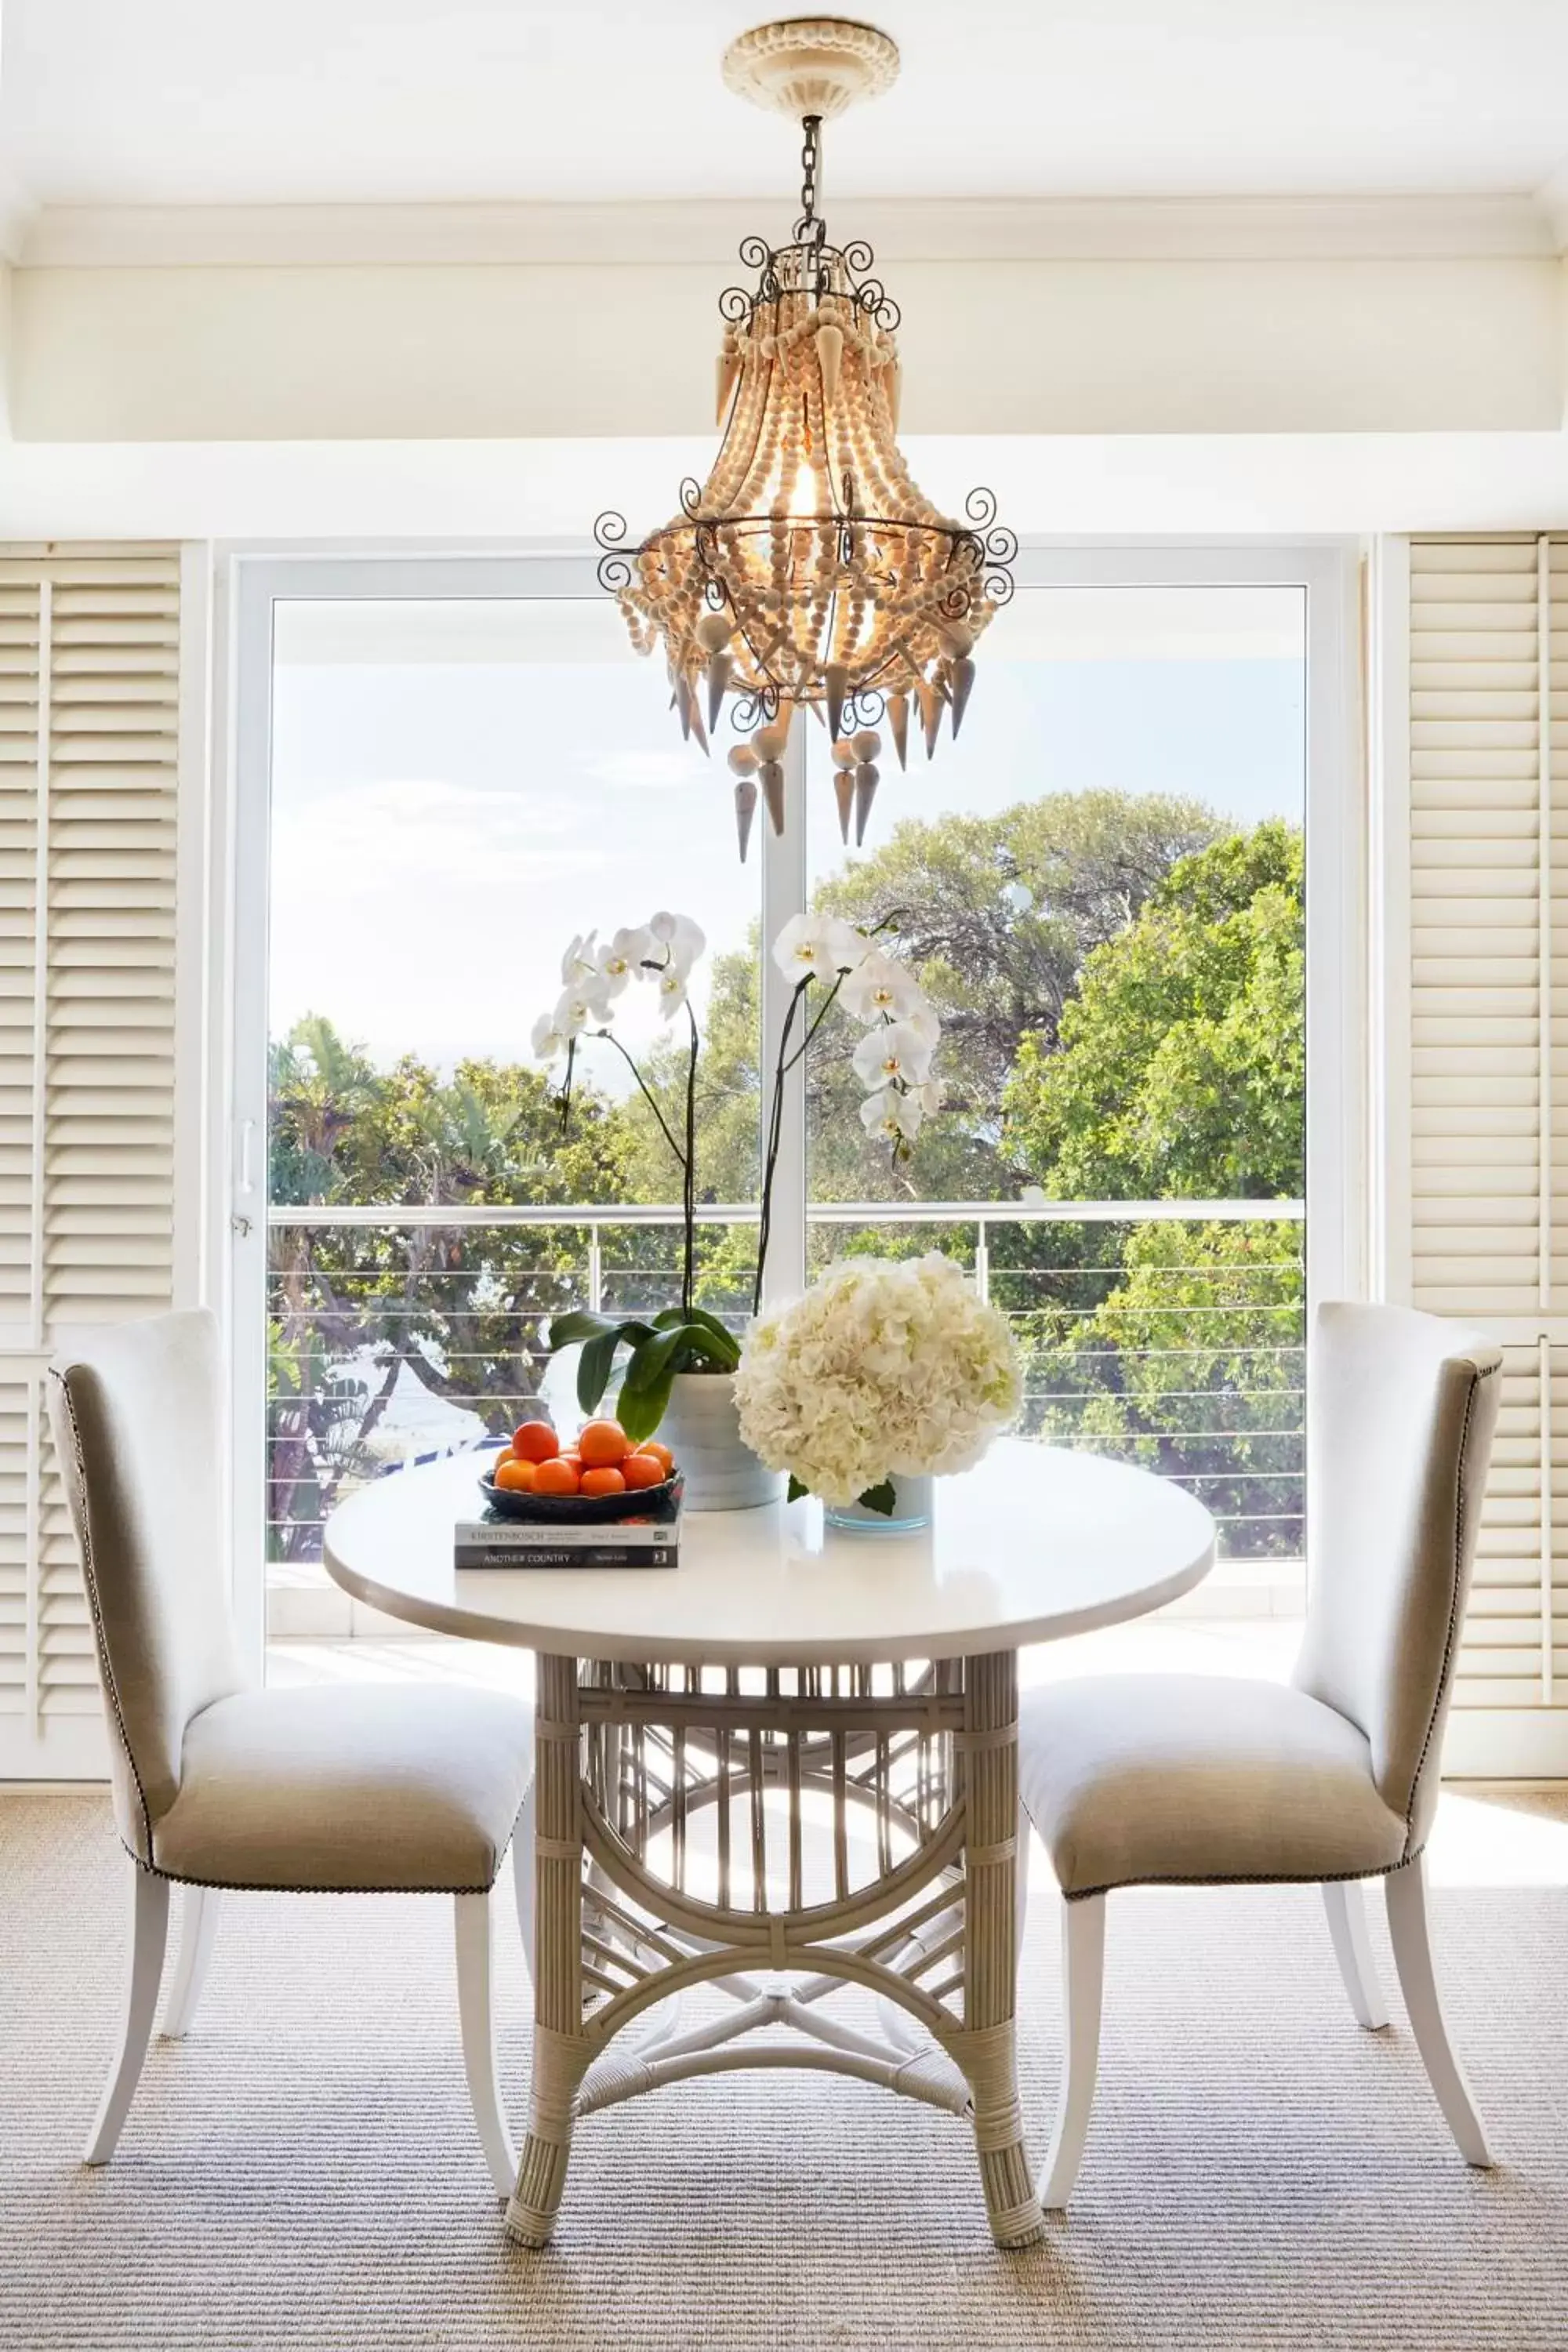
[1406, 534, 1568, 1772]
[0, 548, 182, 1777]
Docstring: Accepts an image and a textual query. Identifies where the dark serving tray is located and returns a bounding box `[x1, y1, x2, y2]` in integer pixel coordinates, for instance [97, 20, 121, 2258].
[477, 1465, 683, 1524]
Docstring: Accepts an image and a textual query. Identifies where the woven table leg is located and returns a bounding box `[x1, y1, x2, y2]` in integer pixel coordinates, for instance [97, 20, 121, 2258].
[506, 1654, 589, 2248]
[956, 1650, 1044, 2249]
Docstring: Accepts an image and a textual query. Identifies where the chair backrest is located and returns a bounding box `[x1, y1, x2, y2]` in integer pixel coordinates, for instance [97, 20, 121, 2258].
[1292, 1300, 1501, 1851]
[47, 1308, 245, 1864]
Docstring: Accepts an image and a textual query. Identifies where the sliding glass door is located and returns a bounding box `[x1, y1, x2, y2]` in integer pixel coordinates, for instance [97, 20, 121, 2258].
[229, 545, 1356, 1660]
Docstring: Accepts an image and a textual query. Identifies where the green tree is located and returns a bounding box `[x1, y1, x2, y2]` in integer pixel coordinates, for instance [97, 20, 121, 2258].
[623, 788, 1224, 1211]
[1002, 819, 1304, 1201]
[266, 1015, 639, 1559]
[996, 820, 1306, 1557]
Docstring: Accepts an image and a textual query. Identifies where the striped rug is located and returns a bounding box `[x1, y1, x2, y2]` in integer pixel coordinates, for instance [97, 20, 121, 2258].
[2, 1792, 1565, 2351]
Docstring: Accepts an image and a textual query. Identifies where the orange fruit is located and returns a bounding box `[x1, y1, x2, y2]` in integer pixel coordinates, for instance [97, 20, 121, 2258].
[493, 1457, 537, 1493]
[532, 1457, 581, 1497]
[637, 1440, 674, 1475]
[580, 1465, 626, 1497]
[579, 1419, 632, 1468]
[557, 1452, 583, 1475]
[513, 1421, 560, 1463]
[621, 1451, 667, 1490]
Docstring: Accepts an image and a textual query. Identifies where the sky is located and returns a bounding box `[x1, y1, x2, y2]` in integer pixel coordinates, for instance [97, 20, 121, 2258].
[267, 586, 1306, 1079]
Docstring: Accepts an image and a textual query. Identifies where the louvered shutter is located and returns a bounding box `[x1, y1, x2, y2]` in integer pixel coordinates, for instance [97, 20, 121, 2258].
[0, 548, 181, 1777]
[1406, 535, 1567, 1773]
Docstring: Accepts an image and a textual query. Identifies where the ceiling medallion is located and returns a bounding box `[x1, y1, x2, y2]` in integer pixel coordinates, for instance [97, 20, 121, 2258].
[593, 15, 1016, 861]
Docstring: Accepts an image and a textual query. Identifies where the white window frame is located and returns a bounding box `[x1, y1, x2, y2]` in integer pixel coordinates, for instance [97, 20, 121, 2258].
[220, 539, 1362, 1667]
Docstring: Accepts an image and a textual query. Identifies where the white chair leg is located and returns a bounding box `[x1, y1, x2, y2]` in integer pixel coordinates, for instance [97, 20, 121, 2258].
[454, 1890, 517, 2200]
[84, 1860, 170, 2165]
[160, 1885, 221, 2039]
[1321, 1879, 1388, 2031]
[1384, 1857, 1493, 2167]
[1040, 1892, 1105, 2211]
[511, 1779, 535, 1986]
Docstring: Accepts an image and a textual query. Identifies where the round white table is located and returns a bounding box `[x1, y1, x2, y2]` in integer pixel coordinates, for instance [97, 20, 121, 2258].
[324, 1436, 1214, 2249]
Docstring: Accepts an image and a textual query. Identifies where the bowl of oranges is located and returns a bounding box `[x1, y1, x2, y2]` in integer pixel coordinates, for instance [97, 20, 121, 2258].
[480, 1417, 681, 1522]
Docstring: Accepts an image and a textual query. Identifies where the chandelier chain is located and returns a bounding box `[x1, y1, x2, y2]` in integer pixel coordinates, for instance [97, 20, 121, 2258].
[800, 114, 823, 245]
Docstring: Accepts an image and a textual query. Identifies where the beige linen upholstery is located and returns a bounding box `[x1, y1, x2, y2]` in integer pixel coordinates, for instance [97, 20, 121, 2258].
[48, 1310, 245, 1864]
[1018, 1676, 1407, 1899]
[1294, 1302, 1499, 1849]
[1019, 1304, 1504, 2201]
[1020, 1302, 1500, 1899]
[152, 1686, 533, 1893]
[47, 1308, 532, 1893]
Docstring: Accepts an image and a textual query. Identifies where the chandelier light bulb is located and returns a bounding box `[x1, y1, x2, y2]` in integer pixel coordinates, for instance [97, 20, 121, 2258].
[593, 16, 1016, 858]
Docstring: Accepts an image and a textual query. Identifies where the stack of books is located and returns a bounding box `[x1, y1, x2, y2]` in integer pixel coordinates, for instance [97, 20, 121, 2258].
[454, 1503, 681, 1572]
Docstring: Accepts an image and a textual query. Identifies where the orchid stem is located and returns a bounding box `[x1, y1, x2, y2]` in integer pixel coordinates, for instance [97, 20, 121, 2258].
[753, 978, 809, 1317]
[683, 1000, 699, 1321]
[594, 1029, 688, 1168]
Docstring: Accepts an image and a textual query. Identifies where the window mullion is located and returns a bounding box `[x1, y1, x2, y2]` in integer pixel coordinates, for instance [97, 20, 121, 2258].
[757, 723, 809, 1306]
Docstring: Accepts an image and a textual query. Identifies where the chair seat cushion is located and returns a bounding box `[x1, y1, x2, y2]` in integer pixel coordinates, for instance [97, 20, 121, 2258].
[151, 1685, 534, 1893]
[1018, 1675, 1408, 1899]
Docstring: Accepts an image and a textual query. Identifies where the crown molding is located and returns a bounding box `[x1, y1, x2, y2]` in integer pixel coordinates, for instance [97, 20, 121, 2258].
[15, 191, 1563, 271]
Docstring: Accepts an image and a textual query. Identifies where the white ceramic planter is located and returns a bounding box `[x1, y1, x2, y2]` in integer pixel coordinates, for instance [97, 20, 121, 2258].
[658, 1371, 784, 1512]
[823, 1473, 935, 1533]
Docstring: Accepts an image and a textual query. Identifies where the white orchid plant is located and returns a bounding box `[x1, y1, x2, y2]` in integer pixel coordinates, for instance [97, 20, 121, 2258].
[756, 910, 942, 1311]
[532, 913, 742, 1439]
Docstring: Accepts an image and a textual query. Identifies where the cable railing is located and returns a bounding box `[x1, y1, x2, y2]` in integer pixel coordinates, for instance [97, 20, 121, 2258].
[264, 1197, 1306, 1570]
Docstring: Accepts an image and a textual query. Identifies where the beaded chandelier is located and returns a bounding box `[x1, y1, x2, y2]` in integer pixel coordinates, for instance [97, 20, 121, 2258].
[594, 16, 1015, 860]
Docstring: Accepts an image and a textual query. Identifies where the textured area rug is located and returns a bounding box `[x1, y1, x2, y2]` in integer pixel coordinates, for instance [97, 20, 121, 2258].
[2, 1792, 1566, 2352]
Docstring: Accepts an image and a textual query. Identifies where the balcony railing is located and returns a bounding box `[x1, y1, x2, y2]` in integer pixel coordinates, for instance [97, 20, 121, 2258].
[265, 1198, 1305, 1571]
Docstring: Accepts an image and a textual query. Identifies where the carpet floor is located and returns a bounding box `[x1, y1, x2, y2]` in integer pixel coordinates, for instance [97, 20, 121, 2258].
[2, 1791, 1566, 2352]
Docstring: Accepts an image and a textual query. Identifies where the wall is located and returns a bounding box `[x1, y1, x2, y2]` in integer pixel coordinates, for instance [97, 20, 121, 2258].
[2, 198, 1565, 448]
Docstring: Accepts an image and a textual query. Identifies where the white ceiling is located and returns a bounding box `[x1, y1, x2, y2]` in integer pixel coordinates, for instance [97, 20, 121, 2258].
[4, 0, 1568, 212]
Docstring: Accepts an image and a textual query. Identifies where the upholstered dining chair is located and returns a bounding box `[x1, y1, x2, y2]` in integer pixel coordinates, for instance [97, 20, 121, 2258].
[1017, 1301, 1502, 2208]
[48, 1308, 535, 2198]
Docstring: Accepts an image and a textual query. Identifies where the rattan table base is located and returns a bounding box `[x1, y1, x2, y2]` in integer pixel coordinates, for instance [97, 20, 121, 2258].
[504, 1650, 1044, 2250]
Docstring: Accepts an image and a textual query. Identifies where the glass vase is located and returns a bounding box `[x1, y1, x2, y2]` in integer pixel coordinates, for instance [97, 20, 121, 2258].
[823, 1473, 934, 1534]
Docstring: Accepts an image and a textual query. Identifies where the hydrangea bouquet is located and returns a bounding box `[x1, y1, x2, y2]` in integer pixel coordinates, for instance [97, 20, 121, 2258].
[735, 1251, 1022, 1516]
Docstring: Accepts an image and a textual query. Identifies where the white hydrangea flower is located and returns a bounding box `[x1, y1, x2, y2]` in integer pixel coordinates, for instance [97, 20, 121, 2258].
[734, 1253, 1023, 1506]
[851, 1019, 933, 1093]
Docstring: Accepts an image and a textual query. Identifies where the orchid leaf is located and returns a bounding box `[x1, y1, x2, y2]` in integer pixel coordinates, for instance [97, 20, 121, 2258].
[575, 1328, 624, 1415]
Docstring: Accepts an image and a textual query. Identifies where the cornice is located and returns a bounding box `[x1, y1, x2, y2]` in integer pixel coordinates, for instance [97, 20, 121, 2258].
[15, 192, 1563, 271]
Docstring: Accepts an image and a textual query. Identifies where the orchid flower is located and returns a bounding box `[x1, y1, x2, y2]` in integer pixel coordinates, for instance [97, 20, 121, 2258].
[654, 967, 689, 1020]
[851, 1018, 934, 1093]
[531, 1012, 568, 1062]
[554, 978, 612, 1037]
[840, 949, 924, 1023]
[859, 1087, 924, 1141]
[596, 924, 652, 995]
[771, 912, 868, 984]
[648, 910, 706, 976]
[560, 931, 600, 987]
